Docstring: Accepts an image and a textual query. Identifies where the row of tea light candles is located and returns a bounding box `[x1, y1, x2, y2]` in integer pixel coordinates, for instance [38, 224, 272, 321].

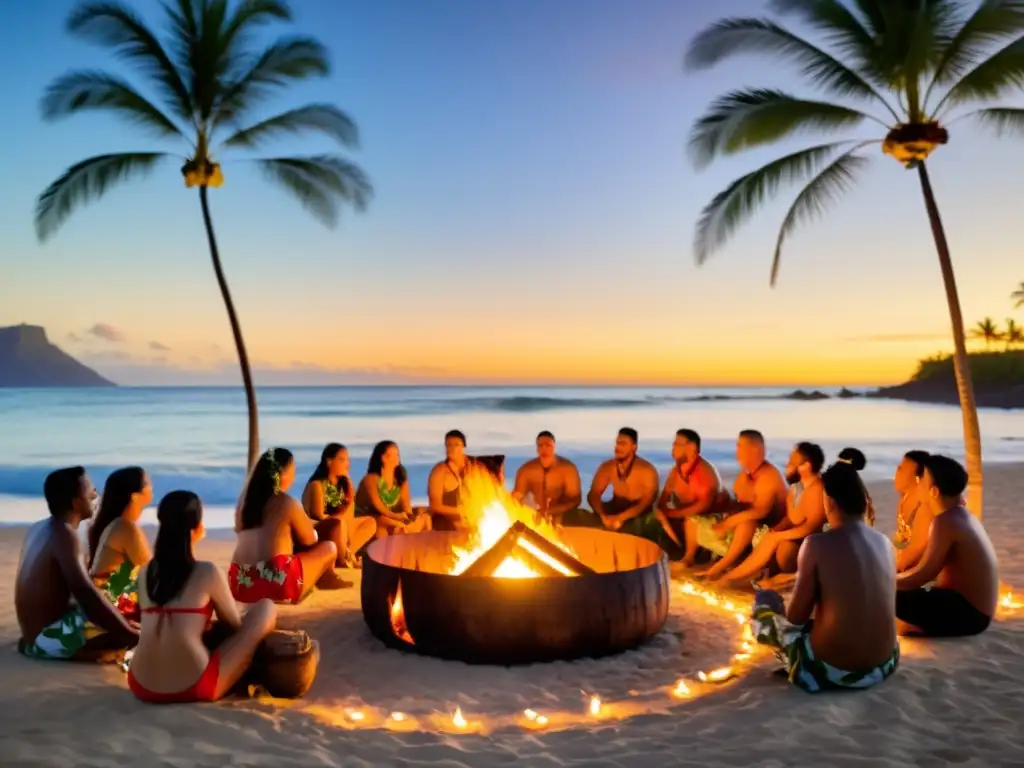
[335, 585, 1022, 731]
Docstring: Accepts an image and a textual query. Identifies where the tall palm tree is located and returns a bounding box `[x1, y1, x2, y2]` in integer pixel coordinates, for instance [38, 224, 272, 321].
[684, 0, 1024, 518]
[1012, 281, 1024, 309]
[1004, 318, 1023, 348]
[35, 0, 372, 470]
[970, 317, 1003, 348]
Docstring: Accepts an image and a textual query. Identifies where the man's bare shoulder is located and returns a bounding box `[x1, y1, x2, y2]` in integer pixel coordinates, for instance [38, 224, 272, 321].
[593, 458, 615, 475]
[518, 457, 543, 472]
[554, 456, 579, 472]
[757, 462, 786, 487]
[635, 456, 659, 475]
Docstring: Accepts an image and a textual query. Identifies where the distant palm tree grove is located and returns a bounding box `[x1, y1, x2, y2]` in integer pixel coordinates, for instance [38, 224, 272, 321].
[34, 0, 373, 470]
[684, 0, 1024, 519]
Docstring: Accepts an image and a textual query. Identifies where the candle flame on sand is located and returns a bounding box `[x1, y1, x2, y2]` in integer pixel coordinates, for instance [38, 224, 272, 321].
[1000, 590, 1021, 610]
[672, 680, 691, 698]
[589, 695, 601, 716]
[452, 707, 467, 728]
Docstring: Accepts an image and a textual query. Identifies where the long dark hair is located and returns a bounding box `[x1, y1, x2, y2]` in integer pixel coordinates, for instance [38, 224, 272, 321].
[309, 443, 351, 497]
[367, 441, 407, 486]
[145, 491, 202, 606]
[238, 447, 293, 531]
[88, 466, 146, 569]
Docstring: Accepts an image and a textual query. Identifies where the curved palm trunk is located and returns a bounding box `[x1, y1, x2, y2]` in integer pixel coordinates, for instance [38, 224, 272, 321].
[917, 162, 983, 518]
[199, 186, 260, 471]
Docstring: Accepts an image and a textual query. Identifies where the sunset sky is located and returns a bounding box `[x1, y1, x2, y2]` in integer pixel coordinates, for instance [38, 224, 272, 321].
[0, 0, 1020, 387]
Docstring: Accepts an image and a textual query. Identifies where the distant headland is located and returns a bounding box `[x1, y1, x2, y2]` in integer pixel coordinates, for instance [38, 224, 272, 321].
[0, 324, 115, 387]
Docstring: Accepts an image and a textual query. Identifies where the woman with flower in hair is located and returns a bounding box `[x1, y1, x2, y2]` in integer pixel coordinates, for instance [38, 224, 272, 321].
[230, 448, 346, 603]
[356, 441, 432, 536]
[301, 443, 376, 568]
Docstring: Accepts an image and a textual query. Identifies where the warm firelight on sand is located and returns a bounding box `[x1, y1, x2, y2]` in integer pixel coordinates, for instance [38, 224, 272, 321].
[448, 465, 578, 578]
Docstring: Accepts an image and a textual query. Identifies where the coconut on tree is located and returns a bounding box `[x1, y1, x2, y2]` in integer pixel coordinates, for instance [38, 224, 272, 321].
[970, 318, 1004, 348]
[684, 0, 1024, 518]
[34, 0, 373, 470]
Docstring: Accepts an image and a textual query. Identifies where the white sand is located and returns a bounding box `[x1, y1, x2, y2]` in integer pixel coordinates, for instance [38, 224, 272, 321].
[2, 466, 1023, 767]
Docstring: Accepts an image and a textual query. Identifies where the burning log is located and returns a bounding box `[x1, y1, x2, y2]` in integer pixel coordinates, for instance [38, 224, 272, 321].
[462, 521, 528, 577]
[460, 520, 596, 578]
[516, 524, 597, 576]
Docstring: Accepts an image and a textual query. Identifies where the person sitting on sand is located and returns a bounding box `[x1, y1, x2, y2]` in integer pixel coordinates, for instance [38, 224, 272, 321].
[751, 456, 899, 693]
[512, 431, 582, 525]
[584, 427, 660, 535]
[356, 441, 432, 536]
[691, 430, 787, 580]
[893, 450, 931, 571]
[15, 467, 139, 660]
[302, 443, 376, 568]
[231, 448, 346, 603]
[896, 454, 998, 637]
[426, 430, 470, 531]
[712, 442, 828, 586]
[652, 429, 729, 562]
[129, 490, 277, 704]
[87, 466, 153, 618]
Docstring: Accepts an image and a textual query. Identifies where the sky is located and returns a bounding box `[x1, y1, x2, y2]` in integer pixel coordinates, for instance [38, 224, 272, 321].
[0, 0, 1020, 387]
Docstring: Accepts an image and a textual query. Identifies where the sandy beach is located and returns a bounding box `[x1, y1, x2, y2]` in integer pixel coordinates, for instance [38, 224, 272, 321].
[2, 466, 1023, 767]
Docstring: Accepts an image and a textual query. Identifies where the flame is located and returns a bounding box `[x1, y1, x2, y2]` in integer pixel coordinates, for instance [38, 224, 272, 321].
[390, 582, 414, 644]
[1000, 591, 1021, 610]
[452, 707, 467, 728]
[698, 667, 733, 683]
[589, 695, 601, 716]
[448, 465, 577, 578]
[671, 680, 691, 698]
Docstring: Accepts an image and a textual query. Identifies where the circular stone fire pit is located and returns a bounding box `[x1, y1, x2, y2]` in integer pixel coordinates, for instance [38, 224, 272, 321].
[361, 528, 670, 665]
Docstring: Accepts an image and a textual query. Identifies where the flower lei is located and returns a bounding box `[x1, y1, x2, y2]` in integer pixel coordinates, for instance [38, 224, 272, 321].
[264, 448, 282, 495]
[322, 480, 345, 509]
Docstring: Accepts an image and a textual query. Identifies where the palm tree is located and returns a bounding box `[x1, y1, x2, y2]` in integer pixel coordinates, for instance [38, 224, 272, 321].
[1012, 281, 1024, 309]
[970, 317, 1003, 348]
[1005, 318, 1023, 348]
[35, 0, 372, 471]
[683, 0, 1024, 518]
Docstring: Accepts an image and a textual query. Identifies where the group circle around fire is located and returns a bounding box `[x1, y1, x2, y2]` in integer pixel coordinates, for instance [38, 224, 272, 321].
[13, 426, 998, 703]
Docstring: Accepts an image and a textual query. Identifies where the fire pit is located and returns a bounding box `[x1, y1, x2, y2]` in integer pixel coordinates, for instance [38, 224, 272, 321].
[361, 458, 670, 665]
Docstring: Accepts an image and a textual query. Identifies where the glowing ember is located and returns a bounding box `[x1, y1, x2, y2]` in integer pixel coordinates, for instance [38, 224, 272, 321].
[452, 707, 467, 728]
[390, 712, 406, 721]
[390, 582, 414, 644]
[671, 679, 691, 698]
[589, 695, 601, 716]
[698, 667, 734, 683]
[1000, 591, 1021, 610]
[346, 710, 365, 722]
[448, 466, 578, 578]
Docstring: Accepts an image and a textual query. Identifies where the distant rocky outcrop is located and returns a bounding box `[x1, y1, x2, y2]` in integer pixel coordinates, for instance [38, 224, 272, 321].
[0, 324, 115, 387]
[869, 351, 1024, 409]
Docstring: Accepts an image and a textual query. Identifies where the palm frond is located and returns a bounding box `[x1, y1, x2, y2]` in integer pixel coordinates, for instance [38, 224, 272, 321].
[41, 70, 187, 139]
[257, 155, 372, 227]
[925, 0, 1024, 107]
[768, 0, 887, 85]
[694, 142, 855, 265]
[213, 36, 330, 126]
[221, 103, 358, 149]
[961, 106, 1024, 135]
[67, 2, 193, 123]
[685, 16, 897, 117]
[35, 152, 167, 242]
[688, 88, 873, 169]
[935, 33, 1024, 111]
[770, 140, 876, 285]
[222, 0, 291, 51]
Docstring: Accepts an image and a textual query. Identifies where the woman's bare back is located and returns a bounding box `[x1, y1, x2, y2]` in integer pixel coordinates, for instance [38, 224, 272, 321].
[232, 496, 298, 564]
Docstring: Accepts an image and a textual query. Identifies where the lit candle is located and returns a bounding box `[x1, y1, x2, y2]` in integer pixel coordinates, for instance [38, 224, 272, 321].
[346, 710, 365, 722]
[671, 679, 691, 698]
[390, 712, 406, 722]
[589, 695, 601, 716]
[452, 707, 467, 728]
[698, 667, 733, 683]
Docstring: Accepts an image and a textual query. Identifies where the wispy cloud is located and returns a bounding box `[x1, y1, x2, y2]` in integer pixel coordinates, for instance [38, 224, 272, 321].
[149, 340, 170, 351]
[842, 332, 949, 343]
[87, 323, 125, 343]
[66, 332, 82, 343]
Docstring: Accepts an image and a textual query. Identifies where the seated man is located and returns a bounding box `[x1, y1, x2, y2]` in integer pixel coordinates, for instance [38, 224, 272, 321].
[896, 454, 998, 637]
[713, 442, 827, 586]
[582, 427, 660, 535]
[751, 456, 899, 693]
[893, 450, 932, 572]
[693, 430, 787, 579]
[653, 429, 729, 563]
[15, 467, 139, 660]
[512, 431, 582, 525]
[426, 430, 470, 531]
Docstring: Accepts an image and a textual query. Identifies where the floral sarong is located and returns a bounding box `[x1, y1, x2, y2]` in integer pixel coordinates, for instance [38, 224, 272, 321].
[20, 606, 102, 660]
[751, 589, 900, 693]
[97, 559, 140, 618]
[694, 514, 768, 558]
[228, 554, 304, 604]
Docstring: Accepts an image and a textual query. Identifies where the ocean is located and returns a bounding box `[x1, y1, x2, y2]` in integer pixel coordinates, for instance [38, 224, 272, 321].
[1, 385, 1022, 528]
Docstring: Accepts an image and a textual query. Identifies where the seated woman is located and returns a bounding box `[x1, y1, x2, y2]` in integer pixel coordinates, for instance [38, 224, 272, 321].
[301, 443, 377, 568]
[230, 448, 344, 604]
[129, 490, 277, 703]
[892, 450, 931, 571]
[751, 455, 899, 693]
[87, 467, 153, 618]
[355, 441, 432, 536]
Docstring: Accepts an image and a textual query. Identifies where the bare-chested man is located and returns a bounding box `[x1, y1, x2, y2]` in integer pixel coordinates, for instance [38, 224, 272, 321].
[897, 454, 998, 637]
[653, 429, 727, 563]
[512, 431, 582, 524]
[585, 427, 660, 534]
[893, 450, 931, 572]
[15, 467, 139, 660]
[751, 455, 899, 692]
[714, 441, 827, 586]
[694, 430, 787, 579]
[427, 430, 470, 531]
